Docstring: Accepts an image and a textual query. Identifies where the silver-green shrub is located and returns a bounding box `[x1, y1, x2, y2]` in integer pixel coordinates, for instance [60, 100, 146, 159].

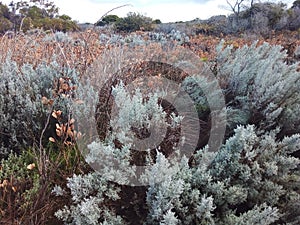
[0, 57, 78, 157]
[142, 125, 299, 224]
[216, 40, 300, 136]
[55, 173, 124, 225]
[55, 41, 300, 224]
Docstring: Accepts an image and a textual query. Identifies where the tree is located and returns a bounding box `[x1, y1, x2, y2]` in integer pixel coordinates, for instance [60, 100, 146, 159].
[21, 5, 44, 19]
[0, 17, 13, 33]
[114, 12, 153, 32]
[0, 2, 10, 19]
[95, 14, 119, 26]
[292, 0, 300, 9]
[0, 3, 12, 33]
[225, 0, 290, 33]
[21, 0, 58, 18]
[225, 0, 256, 31]
[58, 14, 72, 21]
[242, 2, 287, 31]
[287, 1, 300, 30]
[226, 0, 246, 19]
[5, 0, 77, 32]
[153, 19, 162, 24]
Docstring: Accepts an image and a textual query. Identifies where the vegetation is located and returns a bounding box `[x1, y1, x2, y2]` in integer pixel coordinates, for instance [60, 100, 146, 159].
[0, 0, 78, 33]
[95, 14, 120, 27]
[114, 12, 154, 32]
[0, 0, 299, 224]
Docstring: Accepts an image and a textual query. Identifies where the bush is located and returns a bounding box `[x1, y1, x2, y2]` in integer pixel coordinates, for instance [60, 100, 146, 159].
[215, 40, 300, 138]
[0, 142, 86, 224]
[0, 17, 12, 33]
[0, 3, 10, 19]
[0, 58, 79, 158]
[54, 41, 300, 224]
[114, 12, 154, 32]
[95, 14, 119, 26]
[0, 151, 40, 223]
[27, 17, 78, 32]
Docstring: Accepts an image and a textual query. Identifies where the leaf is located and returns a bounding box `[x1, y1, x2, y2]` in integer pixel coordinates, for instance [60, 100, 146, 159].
[49, 137, 56, 142]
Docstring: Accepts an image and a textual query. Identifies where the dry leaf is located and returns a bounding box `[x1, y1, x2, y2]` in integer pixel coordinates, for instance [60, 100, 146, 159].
[49, 137, 56, 142]
[52, 111, 58, 119]
[41, 96, 48, 105]
[2, 180, 8, 186]
[77, 132, 82, 139]
[52, 110, 62, 119]
[69, 118, 75, 124]
[27, 163, 35, 170]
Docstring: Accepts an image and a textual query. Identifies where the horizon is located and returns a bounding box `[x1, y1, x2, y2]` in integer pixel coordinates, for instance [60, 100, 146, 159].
[0, 0, 294, 24]
[0, 0, 232, 23]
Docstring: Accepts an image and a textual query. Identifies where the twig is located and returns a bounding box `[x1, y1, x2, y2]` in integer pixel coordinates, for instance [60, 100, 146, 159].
[95, 4, 132, 25]
[38, 105, 54, 177]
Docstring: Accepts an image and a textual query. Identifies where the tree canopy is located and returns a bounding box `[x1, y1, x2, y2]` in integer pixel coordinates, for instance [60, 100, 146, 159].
[0, 0, 78, 34]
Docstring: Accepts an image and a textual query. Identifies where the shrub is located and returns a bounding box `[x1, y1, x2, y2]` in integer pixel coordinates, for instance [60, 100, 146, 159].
[95, 14, 119, 26]
[0, 17, 12, 33]
[55, 173, 124, 225]
[215, 40, 300, 138]
[114, 12, 154, 32]
[0, 151, 40, 223]
[0, 3, 10, 18]
[0, 58, 79, 158]
[54, 41, 300, 224]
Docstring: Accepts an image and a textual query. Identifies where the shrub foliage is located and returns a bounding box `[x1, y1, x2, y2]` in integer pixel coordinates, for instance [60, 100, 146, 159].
[0, 29, 299, 224]
[54, 40, 300, 224]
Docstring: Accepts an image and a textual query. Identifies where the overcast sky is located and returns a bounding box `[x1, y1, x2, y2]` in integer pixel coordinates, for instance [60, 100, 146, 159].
[52, 0, 231, 23]
[1, 0, 294, 23]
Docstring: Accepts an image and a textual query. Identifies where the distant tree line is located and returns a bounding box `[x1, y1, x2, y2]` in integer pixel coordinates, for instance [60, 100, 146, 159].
[225, 0, 300, 34]
[95, 1, 299, 36]
[194, 0, 300, 36]
[1, 0, 299, 36]
[0, 0, 78, 34]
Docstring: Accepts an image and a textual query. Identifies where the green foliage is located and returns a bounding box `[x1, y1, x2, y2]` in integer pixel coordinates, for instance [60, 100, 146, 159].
[21, 5, 45, 20]
[96, 14, 119, 26]
[0, 17, 12, 33]
[153, 19, 162, 24]
[225, 1, 298, 34]
[263, 2, 286, 28]
[0, 143, 87, 223]
[14, 0, 59, 18]
[35, 17, 78, 32]
[59, 14, 72, 21]
[0, 0, 77, 33]
[114, 12, 154, 32]
[0, 3, 10, 19]
[0, 150, 37, 185]
[0, 150, 40, 221]
[0, 3, 12, 33]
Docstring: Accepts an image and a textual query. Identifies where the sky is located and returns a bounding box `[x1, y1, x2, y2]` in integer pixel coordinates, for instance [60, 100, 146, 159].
[50, 0, 231, 23]
[1, 0, 294, 24]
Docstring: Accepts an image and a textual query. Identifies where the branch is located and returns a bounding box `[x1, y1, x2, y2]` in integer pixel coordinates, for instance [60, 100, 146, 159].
[226, 0, 246, 15]
[95, 4, 132, 25]
[226, 0, 237, 14]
